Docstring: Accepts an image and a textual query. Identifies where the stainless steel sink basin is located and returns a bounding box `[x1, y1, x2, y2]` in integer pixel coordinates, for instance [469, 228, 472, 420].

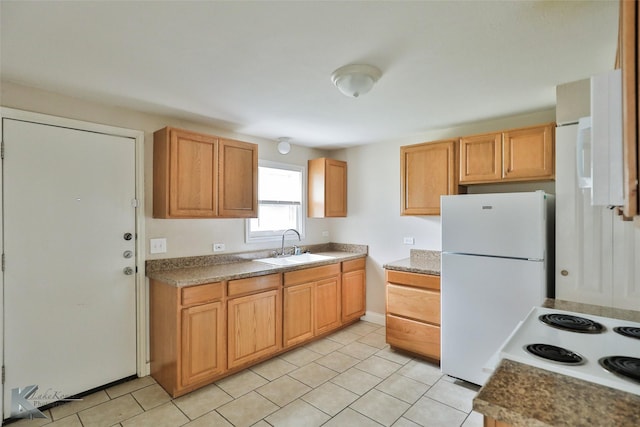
[254, 253, 335, 266]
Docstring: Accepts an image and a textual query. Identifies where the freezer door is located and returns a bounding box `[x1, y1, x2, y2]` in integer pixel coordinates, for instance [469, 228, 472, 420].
[440, 253, 546, 386]
[441, 191, 547, 259]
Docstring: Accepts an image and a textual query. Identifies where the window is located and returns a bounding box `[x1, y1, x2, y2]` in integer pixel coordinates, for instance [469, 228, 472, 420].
[246, 161, 305, 242]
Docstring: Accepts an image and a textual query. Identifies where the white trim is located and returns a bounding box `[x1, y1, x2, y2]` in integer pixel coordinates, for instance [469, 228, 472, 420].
[0, 108, 148, 407]
[362, 311, 386, 326]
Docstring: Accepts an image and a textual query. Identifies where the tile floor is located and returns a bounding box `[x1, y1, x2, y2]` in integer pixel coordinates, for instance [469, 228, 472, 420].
[11, 321, 483, 427]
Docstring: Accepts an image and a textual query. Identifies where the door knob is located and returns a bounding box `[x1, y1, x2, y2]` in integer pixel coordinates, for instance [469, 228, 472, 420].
[123, 250, 133, 259]
[561, 270, 569, 276]
[123, 267, 134, 275]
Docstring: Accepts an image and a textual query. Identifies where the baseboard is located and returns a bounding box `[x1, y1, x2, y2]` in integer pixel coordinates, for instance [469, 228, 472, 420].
[361, 311, 385, 326]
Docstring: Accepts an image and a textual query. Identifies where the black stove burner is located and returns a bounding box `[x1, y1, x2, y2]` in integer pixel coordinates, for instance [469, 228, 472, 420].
[613, 326, 640, 340]
[525, 343, 585, 365]
[599, 356, 640, 384]
[539, 313, 605, 334]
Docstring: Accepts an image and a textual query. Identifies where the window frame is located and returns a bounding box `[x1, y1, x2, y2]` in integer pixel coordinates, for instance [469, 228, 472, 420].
[245, 160, 306, 243]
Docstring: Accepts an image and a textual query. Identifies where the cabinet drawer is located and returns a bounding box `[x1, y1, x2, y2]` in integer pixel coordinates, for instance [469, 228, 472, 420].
[342, 258, 366, 273]
[386, 314, 440, 360]
[181, 282, 223, 307]
[386, 270, 440, 291]
[284, 263, 341, 286]
[387, 284, 440, 325]
[228, 273, 281, 297]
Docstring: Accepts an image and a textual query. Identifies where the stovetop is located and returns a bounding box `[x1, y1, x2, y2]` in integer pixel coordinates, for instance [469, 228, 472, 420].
[499, 306, 640, 396]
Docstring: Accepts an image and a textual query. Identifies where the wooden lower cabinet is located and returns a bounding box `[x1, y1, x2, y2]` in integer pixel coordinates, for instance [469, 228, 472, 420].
[181, 301, 225, 386]
[385, 270, 441, 361]
[341, 258, 366, 323]
[283, 283, 314, 347]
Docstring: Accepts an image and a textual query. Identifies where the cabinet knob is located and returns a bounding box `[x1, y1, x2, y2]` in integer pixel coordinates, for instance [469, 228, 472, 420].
[561, 270, 569, 276]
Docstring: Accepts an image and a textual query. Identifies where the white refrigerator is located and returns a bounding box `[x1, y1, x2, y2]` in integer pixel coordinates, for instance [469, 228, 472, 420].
[440, 191, 554, 386]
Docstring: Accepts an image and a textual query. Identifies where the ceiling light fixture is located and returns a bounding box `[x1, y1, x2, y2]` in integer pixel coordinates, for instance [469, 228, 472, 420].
[331, 64, 382, 98]
[277, 137, 291, 154]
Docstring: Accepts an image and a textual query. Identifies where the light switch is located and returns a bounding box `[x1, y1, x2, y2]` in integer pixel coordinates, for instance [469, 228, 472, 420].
[150, 238, 167, 254]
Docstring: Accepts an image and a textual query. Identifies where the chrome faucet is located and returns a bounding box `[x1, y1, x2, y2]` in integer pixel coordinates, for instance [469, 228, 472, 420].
[279, 229, 301, 256]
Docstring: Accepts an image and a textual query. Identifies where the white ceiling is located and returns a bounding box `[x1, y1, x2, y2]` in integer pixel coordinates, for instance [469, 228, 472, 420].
[0, 1, 619, 149]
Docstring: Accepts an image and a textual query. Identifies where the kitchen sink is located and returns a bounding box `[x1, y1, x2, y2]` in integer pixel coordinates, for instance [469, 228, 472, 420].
[254, 253, 335, 266]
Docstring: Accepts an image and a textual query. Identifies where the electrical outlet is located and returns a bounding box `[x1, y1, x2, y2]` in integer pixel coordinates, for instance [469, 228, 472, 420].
[150, 238, 167, 254]
[403, 237, 415, 245]
[213, 243, 226, 252]
[322, 231, 329, 237]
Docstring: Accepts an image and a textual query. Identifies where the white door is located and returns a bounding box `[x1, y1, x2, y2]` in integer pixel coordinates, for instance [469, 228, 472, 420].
[2, 118, 137, 418]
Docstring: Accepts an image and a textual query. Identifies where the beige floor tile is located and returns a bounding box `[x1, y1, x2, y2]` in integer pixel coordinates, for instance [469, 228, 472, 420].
[338, 341, 379, 360]
[216, 391, 278, 427]
[397, 360, 443, 386]
[392, 417, 422, 427]
[374, 326, 387, 336]
[325, 329, 361, 345]
[105, 376, 156, 399]
[350, 389, 411, 427]
[173, 383, 232, 420]
[255, 375, 311, 407]
[375, 347, 413, 365]
[6, 410, 51, 426]
[304, 338, 344, 355]
[215, 369, 268, 398]
[301, 381, 358, 416]
[330, 367, 382, 395]
[375, 373, 430, 404]
[131, 384, 171, 411]
[315, 351, 360, 372]
[251, 421, 272, 427]
[403, 397, 467, 427]
[461, 411, 484, 427]
[322, 408, 383, 427]
[345, 321, 380, 336]
[121, 402, 189, 427]
[425, 379, 478, 413]
[50, 391, 110, 420]
[288, 362, 338, 388]
[265, 399, 330, 427]
[355, 356, 402, 379]
[183, 410, 232, 427]
[250, 357, 297, 381]
[46, 414, 82, 427]
[279, 347, 322, 367]
[357, 332, 390, 349]
[77, 394, 143, 427]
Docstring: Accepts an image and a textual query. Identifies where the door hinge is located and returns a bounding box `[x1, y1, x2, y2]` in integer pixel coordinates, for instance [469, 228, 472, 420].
[131, 198, 139, 208]
[2, 366, 5, 384]
[1, 253, 4, 272]
[1, 140, 4, 159]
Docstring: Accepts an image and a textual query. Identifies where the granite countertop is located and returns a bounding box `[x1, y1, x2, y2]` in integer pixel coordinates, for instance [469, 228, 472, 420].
[146, 243, 367, 287]
[473, 299, 640, 427]
[383, 249, 440, 275]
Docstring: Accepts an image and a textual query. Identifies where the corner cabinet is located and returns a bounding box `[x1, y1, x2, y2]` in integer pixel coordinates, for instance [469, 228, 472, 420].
[459, 123, 555, 184]
[153, 127, 258, 218]
[308, 158, 347, 217]
[400, 140, 459, 215]
[385, 270, 441, 361]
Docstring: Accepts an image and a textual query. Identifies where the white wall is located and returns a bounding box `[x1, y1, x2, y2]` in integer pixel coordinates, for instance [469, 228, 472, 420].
[331, 109, 557, 315]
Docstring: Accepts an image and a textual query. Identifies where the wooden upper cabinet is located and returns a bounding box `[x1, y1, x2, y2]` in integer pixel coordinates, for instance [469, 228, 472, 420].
[401, 140, 458, 215]
[460, 123, 555, 184]
[153, 127, 257, 218]
[218, 138, 258, 217]
[503, 124, 554, 181]
[459, 133, 502, 183]
[308, 158, 347, 217]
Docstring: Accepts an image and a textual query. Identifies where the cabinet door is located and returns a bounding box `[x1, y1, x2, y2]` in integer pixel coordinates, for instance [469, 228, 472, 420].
[386, 284, 440, 325]
[459, 133, 502, 183]
[401, 140, 458, 215]
[503, 124, 554, 181]
[283, 283, 314, 348]
[154, 128, 219, 218]
[325, 159, 347, 217]
[218, 138, 258, 217]
[181, 301, 225, 387]
[227, 290, 281, 369]
[315, 277, 341, 335]
[342, 269, 365, 323]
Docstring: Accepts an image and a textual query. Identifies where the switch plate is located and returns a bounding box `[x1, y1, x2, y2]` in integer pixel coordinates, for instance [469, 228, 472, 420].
[403, 237, 415, 245]
[150, 238, 167, 254]
[213, 243, 226, 252]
